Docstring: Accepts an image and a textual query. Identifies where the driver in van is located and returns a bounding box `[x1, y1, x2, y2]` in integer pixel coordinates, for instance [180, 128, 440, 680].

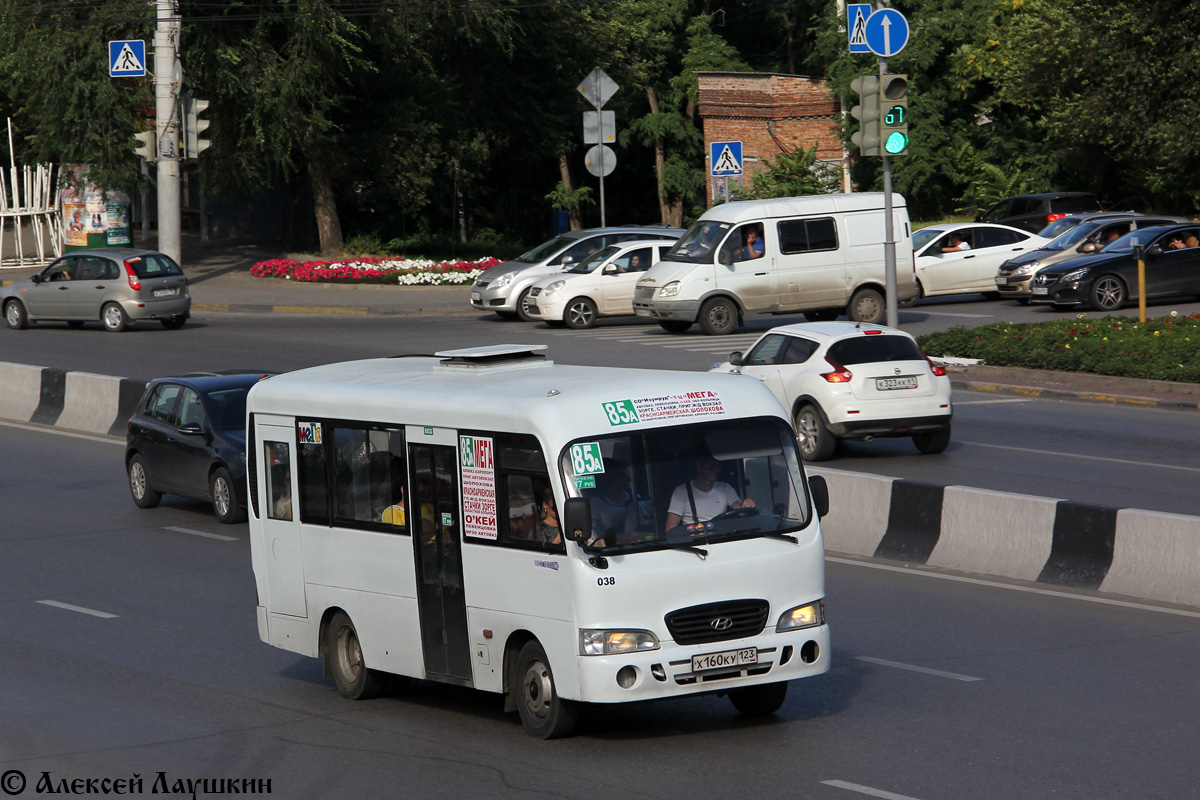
[664, 457, 755, 531]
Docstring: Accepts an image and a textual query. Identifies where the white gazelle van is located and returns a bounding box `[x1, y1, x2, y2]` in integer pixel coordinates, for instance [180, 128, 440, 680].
[632, 193, 917, 334]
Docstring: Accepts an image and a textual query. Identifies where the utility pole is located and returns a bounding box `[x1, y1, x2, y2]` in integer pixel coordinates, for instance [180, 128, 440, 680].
[154, 0, 181, 264]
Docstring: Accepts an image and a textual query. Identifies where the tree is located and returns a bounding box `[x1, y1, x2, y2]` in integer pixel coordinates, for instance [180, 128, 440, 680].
[731, 145, 841, 200]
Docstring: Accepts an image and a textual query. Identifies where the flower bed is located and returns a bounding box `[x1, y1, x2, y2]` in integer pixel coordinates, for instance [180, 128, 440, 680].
[250, 256, 499, 285]
[916, 312, 1200, 383]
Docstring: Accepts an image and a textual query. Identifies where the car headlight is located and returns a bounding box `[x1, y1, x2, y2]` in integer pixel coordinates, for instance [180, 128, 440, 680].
[490, 271, 515, 289]
[1061, 268, 1088, 283]
[544, 280, 566, 295]
[658, 281, 681, 298]
[1014, 262, 1039, 275]
[579, 629, 660, 656]
[776, 602, 824, 632]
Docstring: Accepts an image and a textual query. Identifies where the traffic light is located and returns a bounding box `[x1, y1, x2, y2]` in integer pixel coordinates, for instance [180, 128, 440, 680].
[880, 74, 909, 156]
[849, 75, 881, 157]
[182, 93, 211, 159]
[132, 130, 156, 162]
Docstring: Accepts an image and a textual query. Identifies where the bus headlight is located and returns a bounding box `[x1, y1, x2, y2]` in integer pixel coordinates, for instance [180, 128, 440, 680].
[580, 629, 660, 656]
[658, 281, 681, 298]
[776, 602, 824, 632]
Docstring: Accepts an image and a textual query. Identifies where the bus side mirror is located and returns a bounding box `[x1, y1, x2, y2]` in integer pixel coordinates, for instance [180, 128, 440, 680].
[729, 351, 743, 367]
[563, 497, 593, 543]
[808, 475, 829, 519]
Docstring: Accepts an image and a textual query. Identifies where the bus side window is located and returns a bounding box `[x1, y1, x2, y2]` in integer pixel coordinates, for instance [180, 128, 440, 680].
[298, 436, 328, 524]
[506, 475, 539, 541]
[265, 441, 292, 521]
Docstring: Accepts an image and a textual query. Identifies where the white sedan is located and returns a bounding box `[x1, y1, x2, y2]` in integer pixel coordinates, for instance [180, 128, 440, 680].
[909, 223, 1048, 302]
[524, 239, 678, 328]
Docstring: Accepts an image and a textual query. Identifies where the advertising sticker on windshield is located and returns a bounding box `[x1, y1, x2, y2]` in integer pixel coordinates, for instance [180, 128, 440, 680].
[604, 391, 726, 426]
[460, 435, 498, 540]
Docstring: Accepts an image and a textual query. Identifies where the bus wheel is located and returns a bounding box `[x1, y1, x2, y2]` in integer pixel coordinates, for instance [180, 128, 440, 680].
[729, 681, 788, 716]
[327, 611, 387, 700]
[515, 640, 578, 739]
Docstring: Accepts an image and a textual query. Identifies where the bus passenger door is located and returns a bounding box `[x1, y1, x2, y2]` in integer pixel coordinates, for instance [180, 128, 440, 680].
[256, 422, 306, 618]
[409, 441, 472, 683]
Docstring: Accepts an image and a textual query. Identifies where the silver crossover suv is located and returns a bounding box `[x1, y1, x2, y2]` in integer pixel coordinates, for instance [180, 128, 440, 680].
[470, 226, 684, 320]
[2, 249, 190, 332]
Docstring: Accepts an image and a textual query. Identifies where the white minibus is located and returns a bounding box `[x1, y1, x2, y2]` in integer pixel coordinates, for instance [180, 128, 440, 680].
[246, 345, 830, 738]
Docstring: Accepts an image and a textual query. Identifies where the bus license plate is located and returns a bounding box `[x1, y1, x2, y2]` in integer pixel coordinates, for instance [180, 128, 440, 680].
[876, 376, 918, 391]
[1032, 287, 1049, 295]
[692, 647, 757, 672]
[154, 288, 177, 297]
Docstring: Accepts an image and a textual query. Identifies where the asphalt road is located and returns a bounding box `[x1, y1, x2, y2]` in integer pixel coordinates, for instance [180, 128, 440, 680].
[3, 421, 1199, 799]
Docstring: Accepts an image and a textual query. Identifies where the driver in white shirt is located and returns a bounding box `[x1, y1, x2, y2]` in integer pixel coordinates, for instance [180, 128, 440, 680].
[665, 458, 755, 530]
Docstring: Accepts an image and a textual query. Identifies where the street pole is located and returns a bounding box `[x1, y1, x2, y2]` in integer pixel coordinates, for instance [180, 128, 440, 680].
[154, 0, 181, 265]
[594, 72, 606, 227]
[879, 47, 898, 328]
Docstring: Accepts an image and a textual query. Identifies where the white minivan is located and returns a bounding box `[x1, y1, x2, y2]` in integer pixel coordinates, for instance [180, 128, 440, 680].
[632, 193, 917, 334]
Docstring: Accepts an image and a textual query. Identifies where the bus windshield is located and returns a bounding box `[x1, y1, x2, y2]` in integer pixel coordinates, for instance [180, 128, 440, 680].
[560, 416, 812, 554]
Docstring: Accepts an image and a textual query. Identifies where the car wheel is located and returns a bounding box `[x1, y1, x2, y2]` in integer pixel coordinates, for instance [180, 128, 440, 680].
[4, 299, 28, 330]
[698, 297, 738, 335]
[515, 288, 536, 322]
[127, 454, 161, 509]
[658, 320, 693, 334]
[102, 302, 129, 332]
[1089, 275, 1126, 312]
[160, 316, 186, 330]
[847, 287, 885, 324]
[729, 681, 788, 716]
[210, 467, 245, 524]
[564, 297, 597, 329]
[803, 309, 840, 322]
[326, 611, 388, 700]
[794, 405, 836, 462]
[515, 639, 578, 739]
[913, 423, 952, 455]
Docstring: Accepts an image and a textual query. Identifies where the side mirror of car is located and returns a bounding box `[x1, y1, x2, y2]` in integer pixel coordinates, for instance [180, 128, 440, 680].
[718, 250, 733, 266]
[729, 351, 743, 367]
[808, 475, 829, 519]
[603, 264, 618, 275]
[1146, 245, 1163, 257]
[561, 256, 575, 266]
[562, 497, 593, 543]
[30, 274, 42, 285]
[974, 215, 984, 223]
[1080, 242, 1097, 253]
[178, 422, 204, 436]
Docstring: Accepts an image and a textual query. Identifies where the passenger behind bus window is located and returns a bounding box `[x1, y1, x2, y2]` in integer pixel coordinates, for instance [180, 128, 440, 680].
[539, 488, 562, 545]
[664, 457, 755, 531]
[382, 484, 406, 526]
[507, 477, 539, 540]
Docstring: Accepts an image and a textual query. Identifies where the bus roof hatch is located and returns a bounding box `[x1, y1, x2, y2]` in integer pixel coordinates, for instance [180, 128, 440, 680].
[434, 344, 551, 370]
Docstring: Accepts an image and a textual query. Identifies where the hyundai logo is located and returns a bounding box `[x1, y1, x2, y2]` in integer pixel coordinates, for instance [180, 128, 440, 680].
[710, 617, 734, 631]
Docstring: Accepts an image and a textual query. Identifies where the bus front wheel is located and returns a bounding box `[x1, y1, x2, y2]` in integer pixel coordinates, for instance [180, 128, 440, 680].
[327, 611, 388, 700]
[515, 640, 578, 739]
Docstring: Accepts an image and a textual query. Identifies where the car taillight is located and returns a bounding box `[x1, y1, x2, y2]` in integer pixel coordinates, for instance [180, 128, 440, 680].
[124, 261, 141, 290]
[924, 355, 947, 376]
[821, 356, 853, 383]
[1045, 213, 1067, 225]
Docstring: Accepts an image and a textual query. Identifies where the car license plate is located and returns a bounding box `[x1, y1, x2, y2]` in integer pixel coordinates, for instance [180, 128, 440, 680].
[153, 288, 177, 298]
[1032, 287, 1049, 295]
[876, 376, 918, 391]
[995, 277, 1008, 285]
[692, 647, 757, 673]
[634, 308, 650, 317]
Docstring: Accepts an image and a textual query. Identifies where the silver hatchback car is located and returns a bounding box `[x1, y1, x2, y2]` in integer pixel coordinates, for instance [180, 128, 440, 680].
[2, 249, 190, 332]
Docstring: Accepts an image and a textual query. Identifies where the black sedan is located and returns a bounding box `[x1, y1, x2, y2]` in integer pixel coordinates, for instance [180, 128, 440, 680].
[126, 373, 272, 523]
[1030, 223, 1200, 311]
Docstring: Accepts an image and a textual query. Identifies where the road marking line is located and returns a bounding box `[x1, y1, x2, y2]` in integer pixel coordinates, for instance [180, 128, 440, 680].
[959, 440, 1200, 474]
[821, 780, 925, 800]
[910, 310, 992, 318]
[826, 556, 1200, 619]
[0, 419, 122, 444]
[853, 656, 982, 682]
[165, 526, 238, 541]
[37, 600, 118, 619]
[952, 398, 1032, 405]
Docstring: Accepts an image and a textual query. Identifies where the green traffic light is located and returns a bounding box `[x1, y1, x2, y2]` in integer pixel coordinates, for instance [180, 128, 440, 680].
[884, 131, 908, 155]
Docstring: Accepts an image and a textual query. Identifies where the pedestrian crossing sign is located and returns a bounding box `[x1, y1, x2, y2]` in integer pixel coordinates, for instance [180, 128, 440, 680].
[109, 40, 146, 77]
[710, 141, 743, 176]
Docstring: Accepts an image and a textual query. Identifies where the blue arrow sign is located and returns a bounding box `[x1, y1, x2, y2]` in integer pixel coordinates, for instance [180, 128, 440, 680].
[864, 9, 909, 58]
[847, 4, 871, 53]
[710, 141, 743, 176]
[109, 40, 146, 77]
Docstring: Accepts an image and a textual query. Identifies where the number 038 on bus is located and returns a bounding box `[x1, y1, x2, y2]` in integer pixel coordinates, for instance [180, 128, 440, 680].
[245, 344, 831, 738]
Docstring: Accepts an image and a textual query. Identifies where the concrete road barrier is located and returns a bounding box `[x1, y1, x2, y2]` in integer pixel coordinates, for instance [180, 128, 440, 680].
[2, 360, 1197, 610]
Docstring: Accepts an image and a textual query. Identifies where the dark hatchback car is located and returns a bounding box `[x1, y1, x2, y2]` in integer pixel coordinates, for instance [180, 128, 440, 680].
[1030, 224, 1200, 311]
[126, 373, 272, 523]
[976, 192, 1103, 234]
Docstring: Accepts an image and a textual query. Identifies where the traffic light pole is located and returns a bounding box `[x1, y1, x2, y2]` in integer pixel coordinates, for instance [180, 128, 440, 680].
[154, 0, 181, 265]
[879, 53, 898, 328]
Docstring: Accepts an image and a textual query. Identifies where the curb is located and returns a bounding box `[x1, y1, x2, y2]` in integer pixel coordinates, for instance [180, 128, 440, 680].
[5, 359, 1198, 611]
[190, 302, 473, 317]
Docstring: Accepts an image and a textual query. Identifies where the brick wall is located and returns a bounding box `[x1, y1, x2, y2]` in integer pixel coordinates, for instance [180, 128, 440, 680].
[698, 72, 845, 205]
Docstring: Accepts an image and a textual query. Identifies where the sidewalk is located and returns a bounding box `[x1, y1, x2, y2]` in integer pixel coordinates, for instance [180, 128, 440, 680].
[4, 234, 1198, 411]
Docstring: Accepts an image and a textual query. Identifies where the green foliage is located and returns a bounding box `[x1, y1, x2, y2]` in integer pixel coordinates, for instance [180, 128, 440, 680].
[343, 233, 383, 256]
[916, 313, 1200, 382]
[545, 182, 595, 213]
[731, 145, 841, 200]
